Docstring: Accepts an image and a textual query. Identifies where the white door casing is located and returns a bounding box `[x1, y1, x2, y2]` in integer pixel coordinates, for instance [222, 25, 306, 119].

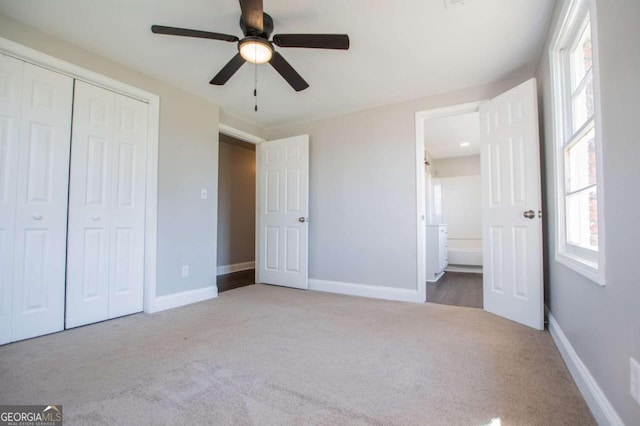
[11, 62, 74, 341]
[257, 135, 309, 289]
[480, 78, 544, 330]
[66, 81, 147, 328]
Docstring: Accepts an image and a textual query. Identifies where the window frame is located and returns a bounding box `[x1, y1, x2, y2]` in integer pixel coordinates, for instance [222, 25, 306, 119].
[549, 0, 606, 285]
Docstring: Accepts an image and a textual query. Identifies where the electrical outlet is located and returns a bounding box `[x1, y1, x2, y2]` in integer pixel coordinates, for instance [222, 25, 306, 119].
[181, 265, 189, 278]
[200, 188, 208, 200]
[631, 357, 640, 406]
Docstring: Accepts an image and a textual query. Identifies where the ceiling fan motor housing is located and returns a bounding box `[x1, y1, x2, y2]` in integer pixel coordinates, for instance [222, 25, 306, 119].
[240, 12, 274, 38]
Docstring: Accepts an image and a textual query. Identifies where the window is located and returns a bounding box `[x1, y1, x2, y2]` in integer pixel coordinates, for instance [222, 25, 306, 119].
[550, 0, 604, 284]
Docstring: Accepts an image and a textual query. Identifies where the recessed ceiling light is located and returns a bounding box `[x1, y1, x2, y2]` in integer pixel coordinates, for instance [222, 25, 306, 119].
[460, 142, 470, 147]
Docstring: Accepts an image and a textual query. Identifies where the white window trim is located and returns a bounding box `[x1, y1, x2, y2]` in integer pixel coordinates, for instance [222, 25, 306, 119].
[549, 0, 606, 285]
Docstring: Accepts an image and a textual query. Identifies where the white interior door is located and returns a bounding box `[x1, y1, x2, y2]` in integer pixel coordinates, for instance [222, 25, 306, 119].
[12, 62, 73, 341]
[257, 135, 309, 289]
[66, 81, 147, 328]
[0, 54, 24, 344]
[481, 78, 543, 330]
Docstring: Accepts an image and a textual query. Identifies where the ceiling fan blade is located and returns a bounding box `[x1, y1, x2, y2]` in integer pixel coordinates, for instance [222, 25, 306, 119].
[210, 54, 246, 85]
[269, 52, 309, 92]
[272, 34, 350, 50]
[151, 25, 238, 42]
[239, 0, 264, 32]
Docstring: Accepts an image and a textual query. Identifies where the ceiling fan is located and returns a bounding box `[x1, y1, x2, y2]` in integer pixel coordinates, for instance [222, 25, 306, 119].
[151, 0, 350, 92]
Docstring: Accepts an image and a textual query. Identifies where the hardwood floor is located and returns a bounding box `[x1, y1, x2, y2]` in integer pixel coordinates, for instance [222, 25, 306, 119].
[217, 269, 255, 293]
[427, 272, 483, 308]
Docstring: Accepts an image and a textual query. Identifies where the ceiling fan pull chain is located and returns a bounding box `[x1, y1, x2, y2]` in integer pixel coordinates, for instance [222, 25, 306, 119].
[254, 57, 258, 112]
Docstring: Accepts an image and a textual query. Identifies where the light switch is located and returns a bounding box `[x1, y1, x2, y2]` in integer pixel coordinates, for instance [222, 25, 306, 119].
[200, 188, 208, 200]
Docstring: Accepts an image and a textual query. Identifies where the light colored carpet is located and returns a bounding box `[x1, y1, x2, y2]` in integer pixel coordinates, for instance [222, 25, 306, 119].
[0, 284, 593, 425]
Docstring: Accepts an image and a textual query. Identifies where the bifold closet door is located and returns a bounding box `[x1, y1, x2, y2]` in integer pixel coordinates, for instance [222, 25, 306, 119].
[66, 81, 148, 328]
[0, 54, 21, 344]
[0, 55, 73, 344]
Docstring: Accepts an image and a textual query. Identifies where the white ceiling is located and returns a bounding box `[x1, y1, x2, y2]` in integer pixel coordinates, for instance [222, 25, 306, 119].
[424, 112, 480, 159]
[0, 0, 555, 128]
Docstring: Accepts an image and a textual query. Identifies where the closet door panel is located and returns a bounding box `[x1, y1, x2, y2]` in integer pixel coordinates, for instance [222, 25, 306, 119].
[66, 81, 114, 328]
[0, 54, 23, 344]
[108, 94, 147, 318]
[67, 82, 147, 326]
[12, 63, 73, 341]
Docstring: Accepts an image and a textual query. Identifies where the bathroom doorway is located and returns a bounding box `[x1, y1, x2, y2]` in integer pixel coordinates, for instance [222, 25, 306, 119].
[422, 107, 484, 308]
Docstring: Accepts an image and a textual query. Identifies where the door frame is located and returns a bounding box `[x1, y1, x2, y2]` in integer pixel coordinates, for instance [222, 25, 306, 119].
[414, 101, 486, 302]
[0, 36, 161, 314]
[218, 123, 266, 284]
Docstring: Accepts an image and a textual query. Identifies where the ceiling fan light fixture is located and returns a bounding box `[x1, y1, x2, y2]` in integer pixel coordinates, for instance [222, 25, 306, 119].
[239, 37, 273, 64]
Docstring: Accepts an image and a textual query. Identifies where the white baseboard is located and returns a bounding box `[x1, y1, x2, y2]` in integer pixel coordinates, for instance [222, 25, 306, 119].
[547, 311, 624, 426]
[308, 279, 420, 303]
[147, 286, 218, 313]
[217, 261, 255, 275]
[444, 265, 483, 274]
[426, 271, 445, 283]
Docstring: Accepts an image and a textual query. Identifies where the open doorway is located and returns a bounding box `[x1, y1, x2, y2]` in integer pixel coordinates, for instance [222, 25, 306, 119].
[216, 133, 257, 293]
[215, 126, 310, 292]
[416, 81, 544, 329]
[420, 104, 484, 309]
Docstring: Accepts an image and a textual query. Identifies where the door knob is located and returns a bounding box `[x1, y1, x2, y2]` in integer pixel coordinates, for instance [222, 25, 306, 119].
[92, 215, 101, 221]
[523, 210, 535, 219]
[32, 213, 43, 220]
[298, 217, 308, 223]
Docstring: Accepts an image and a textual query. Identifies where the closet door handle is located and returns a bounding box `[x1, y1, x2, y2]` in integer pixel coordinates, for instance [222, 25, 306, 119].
[32, 213, 43, 220]
[92, 215, 101, 221]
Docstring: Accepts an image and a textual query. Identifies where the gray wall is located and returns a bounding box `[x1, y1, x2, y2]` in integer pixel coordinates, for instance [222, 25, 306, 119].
[0, 15, 221, 297]
[431, 155, 480, 178]
[217, 134, 256, 267]
[268, 79, 527, 290]
[536, 0, 640, 423]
